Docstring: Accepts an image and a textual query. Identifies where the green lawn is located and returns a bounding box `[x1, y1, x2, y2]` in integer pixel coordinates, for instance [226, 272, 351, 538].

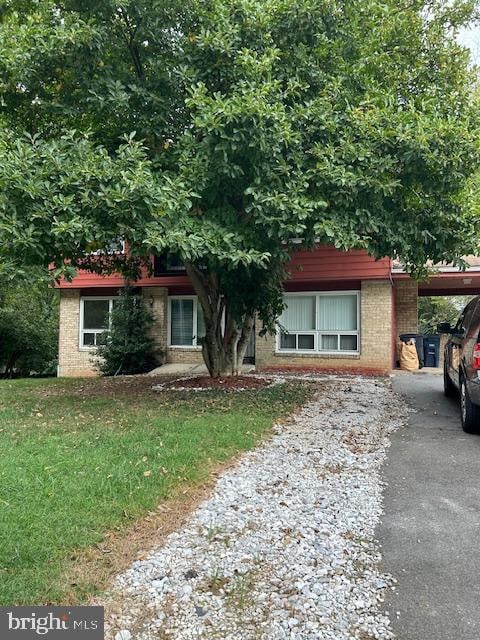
[0, 375, 313, 605]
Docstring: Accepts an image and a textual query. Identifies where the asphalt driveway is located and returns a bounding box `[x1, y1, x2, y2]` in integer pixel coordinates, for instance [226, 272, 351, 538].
[379, 372, 480, 640]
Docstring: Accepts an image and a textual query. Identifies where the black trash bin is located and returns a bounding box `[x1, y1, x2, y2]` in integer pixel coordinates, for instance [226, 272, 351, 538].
[399, 333, 424, 368]
[423, 334, 441, 368]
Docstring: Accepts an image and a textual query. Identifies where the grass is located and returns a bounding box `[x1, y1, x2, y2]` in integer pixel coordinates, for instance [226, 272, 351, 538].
[0, 375, 314, 605]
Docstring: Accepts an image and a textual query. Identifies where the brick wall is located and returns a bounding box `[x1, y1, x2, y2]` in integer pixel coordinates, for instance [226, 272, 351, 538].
[393, 279, 418, 363]
[394, 279, 418, 337]
[256, 280, 393, 373]
[167, 348, 204, 364]
[58, 290, 97, 377]
[58, 287, 170, 377]
[59, 280, 396, 376]
[142, 287, 168, 364]
[360, 280, 394, 369]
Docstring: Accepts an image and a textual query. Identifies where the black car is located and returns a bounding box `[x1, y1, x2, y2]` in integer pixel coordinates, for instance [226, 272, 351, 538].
[439, 296, 480, 433]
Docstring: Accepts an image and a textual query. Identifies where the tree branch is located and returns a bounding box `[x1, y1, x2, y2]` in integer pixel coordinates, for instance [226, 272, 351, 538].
[117, 6, 145, 83]
[185, 263, 213, 321]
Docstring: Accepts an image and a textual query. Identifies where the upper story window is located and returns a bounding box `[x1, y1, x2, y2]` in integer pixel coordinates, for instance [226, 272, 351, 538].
[80, 298, 116, 348]
[277, 292, 360, 354]
[154, 253, 186, 276]
[86, 239, 126, 255]
[169, 297, 205, 347]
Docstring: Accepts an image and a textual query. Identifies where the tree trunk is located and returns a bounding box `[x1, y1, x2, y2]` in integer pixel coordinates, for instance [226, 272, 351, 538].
[201, 312, 234, 378]
[233, 315, 255, 376]
[184, 263, 255, 378]
[4, 351, 20, 378]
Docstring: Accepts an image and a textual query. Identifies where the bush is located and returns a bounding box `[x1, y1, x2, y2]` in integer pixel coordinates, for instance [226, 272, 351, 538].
[95, 287, 160, 376]
[0, 273, 58, 377]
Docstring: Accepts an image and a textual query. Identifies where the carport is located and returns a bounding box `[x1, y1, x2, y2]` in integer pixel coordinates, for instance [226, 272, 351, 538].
[392, 257, 480, 368]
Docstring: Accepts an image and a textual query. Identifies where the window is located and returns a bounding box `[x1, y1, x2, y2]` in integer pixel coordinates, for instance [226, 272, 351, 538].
[169, 297, 206, 347]
[454, 299, 478, 336]
[154, 253, 187, 276]
[80, 298, 116, 348]
[278, 292, 359, 353]
[86, 238, 125, 255]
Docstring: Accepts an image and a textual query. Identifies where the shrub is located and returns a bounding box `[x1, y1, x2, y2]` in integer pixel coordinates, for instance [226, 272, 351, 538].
[95, 286, 160, 376]
[0, 273, 58, 377]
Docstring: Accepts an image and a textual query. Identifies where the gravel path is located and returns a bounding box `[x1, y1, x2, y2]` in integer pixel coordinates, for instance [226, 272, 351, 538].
[107, 376, 404, 640]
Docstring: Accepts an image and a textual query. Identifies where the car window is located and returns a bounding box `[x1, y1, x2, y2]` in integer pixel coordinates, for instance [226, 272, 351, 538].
[454, 299, 478, 334]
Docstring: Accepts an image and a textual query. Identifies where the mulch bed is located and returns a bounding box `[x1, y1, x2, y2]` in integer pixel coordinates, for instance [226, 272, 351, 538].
[36, 375, 181, 399]
[162, 375, 270, 391]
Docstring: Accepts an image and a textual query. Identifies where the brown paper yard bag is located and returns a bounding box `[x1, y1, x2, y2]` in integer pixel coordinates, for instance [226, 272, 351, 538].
[399, 340, 419, 372]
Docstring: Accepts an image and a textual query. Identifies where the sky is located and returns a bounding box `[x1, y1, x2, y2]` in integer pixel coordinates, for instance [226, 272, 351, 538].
[458, 25, 480, 62]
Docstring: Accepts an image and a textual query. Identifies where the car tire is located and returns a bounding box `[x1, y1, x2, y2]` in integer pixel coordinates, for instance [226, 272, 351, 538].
[460, 376, 480, 434]
[443, 363, 456, 397]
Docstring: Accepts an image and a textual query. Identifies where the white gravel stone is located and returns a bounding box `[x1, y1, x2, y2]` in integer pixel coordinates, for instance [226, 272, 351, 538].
[106, 376, 404, 639]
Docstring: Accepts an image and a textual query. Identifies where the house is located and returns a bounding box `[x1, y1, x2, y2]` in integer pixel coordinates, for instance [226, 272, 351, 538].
[56, 246, 480, 377]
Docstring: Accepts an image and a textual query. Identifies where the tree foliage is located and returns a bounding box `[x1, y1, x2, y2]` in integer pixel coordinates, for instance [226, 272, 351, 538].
[1, 0, 479, 375]
[418, 295, 473, 334]
[0, 271, 58, 376]
[95, 286, 160, 376]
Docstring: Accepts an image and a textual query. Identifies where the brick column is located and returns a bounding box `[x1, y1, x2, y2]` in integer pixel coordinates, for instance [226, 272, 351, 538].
[393, 279, 418, 365]
[255, 328, 276, 369]
[142, 287, 168, 363]
[394, 279, 418, 338]
[360, 280, 394, 370]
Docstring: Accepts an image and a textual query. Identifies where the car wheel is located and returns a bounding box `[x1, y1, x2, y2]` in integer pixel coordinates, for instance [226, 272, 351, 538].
[460, 377, 480, 434]
[443, 363, 456, 397]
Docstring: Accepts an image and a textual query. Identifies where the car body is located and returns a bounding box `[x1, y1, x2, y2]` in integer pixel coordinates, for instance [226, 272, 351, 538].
[439, 295, 480, 433]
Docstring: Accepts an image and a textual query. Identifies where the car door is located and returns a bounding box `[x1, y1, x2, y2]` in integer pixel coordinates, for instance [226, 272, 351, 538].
[448, 299, 479, 386]
[461, 299, 480, 384]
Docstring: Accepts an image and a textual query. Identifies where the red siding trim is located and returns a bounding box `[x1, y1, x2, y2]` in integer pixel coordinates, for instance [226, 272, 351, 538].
[58, 274, 126, 288]
[57, 270, 192, 289]
[287, 246, 391, 282]
[79, 287, 123, 296]
[419, 286, 480, 296]
[393, 271, 480, 282]
[57, 246, 392, 290]
[391, 286, 396, 368]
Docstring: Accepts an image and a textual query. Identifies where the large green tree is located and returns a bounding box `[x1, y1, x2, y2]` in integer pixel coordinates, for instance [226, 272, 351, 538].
[1, 0, 479, 376]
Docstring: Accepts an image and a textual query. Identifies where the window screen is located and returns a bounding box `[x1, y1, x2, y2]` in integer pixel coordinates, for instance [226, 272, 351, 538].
[83, 300, 110, 330]
[171, 299, 194, 345]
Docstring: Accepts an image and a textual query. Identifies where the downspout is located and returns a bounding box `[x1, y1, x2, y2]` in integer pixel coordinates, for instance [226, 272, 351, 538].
[389, 261, 396, 370]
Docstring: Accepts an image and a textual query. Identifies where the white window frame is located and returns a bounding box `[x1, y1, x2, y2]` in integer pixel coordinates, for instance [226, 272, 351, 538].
[276, 291, 361, 355]
[79, 297, 116, 350]
[168, 296, 203, 349]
